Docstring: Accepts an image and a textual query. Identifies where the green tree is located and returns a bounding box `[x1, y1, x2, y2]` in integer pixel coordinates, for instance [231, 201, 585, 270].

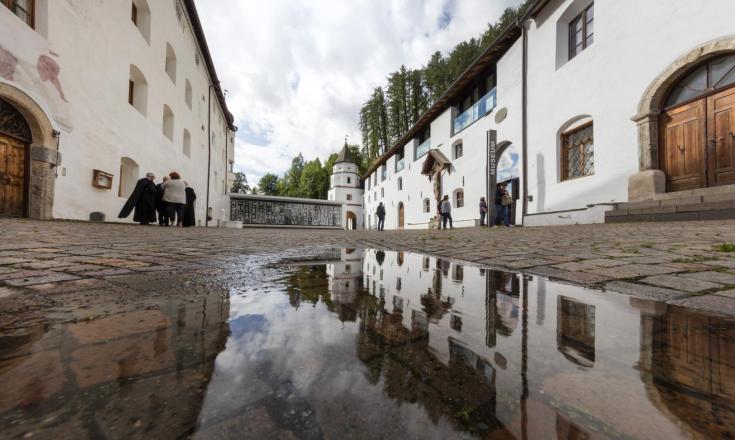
[230, 171, 250, 194]
[282, 153, 305, 197]
[356, 0, 533, 168]
[299, 158, 328, 199]
[257, 173, 280, 195]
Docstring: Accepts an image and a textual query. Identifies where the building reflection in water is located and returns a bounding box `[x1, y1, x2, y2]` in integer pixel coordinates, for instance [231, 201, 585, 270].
[351, 249, 735, 438]
[0, 294, 230, 439]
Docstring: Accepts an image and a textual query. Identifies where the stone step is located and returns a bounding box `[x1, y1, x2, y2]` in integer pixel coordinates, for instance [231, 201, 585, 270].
[605, 191, 735, 223]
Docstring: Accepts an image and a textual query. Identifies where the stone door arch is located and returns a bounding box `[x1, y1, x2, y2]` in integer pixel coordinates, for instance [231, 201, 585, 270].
[630, 35, 735, 200]
[0, 81, 60, 218]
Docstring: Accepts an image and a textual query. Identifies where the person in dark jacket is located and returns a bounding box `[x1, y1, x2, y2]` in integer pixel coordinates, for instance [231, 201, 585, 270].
[479, 197, 488, 227]
[155, 175, 170, 226]
[376, 202, 386, 231]
[118, 173, 157, 225]
[182, 182, 197, 227]
[494, 182, 511, 227]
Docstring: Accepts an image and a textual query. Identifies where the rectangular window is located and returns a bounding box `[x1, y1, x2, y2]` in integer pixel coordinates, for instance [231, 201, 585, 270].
[561, 123, 594, 180]
[4, 0, 34, 28]
[569, 3, 594, 60]
[346, 194, 352, 201]
[128, 80, 135, 105]
[454, 143, 463, 159]
[381, 164, 387, 181]
[455, 190, 464, 208]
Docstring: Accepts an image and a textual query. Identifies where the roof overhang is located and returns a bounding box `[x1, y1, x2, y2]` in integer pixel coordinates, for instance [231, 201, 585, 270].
[421, 149, 452, 177]
[362, 20, 524, 178]
[182, 0, 237, 131]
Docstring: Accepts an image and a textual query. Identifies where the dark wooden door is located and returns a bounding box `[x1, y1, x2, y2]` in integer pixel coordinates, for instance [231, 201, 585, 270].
[0, 134, 27, 217]
[662, 99, 706, 191]
[398, 204, 405, 228]
[707, 86, 735, 187]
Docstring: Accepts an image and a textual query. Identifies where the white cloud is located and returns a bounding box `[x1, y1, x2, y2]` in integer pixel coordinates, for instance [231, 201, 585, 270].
[196, 0, 523, 184]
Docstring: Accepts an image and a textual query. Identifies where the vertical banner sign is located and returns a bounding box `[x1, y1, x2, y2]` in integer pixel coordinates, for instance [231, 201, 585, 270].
[487, 130, 498, 226]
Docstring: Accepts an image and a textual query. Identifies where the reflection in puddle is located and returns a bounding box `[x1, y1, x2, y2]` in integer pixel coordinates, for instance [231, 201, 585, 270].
[2, 248, 735, 439]
[0, 295, 229, 439]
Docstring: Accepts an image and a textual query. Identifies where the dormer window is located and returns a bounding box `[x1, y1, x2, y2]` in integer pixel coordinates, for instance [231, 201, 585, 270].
[569, 3, 593, 60]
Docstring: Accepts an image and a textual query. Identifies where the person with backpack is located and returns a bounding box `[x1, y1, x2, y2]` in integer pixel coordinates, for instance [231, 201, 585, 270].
[376, 202, 386, 231]
[440, 195, 453, 229]
[494, 182, 512, 227]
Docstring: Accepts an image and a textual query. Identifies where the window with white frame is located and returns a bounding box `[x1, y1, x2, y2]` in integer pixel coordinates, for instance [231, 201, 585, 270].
[423, 198, 431, 213]
[454, 142, 463, 159]
[454, 189, 464, 208]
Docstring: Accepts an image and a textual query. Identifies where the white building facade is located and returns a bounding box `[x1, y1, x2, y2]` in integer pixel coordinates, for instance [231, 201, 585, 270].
[363, 0, 735, 229]
[328, 144, 364, 230]
[0, 0, 235, 224]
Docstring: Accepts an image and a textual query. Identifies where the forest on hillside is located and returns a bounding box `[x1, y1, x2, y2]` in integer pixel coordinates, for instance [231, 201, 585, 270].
[358, 0, 533, 162]
[241, 1, 532, 199]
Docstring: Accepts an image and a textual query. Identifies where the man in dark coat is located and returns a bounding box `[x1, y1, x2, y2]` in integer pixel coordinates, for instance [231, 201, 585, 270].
[118, 173, 157, 225]
[155, 176, 170, 226]
[182, 183, 196, 227]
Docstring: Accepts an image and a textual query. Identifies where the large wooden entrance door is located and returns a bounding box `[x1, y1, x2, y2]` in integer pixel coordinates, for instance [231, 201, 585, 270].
[662, 100, 706, 191]
[398, 203, 405, 229]
[708, 86, 735, 186]
[0, 134, 27, 217]
[661, 54, 735, 192]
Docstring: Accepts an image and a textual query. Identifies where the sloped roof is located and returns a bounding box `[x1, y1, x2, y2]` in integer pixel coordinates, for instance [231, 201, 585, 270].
[362, 21, 523, 178]
[182, 0, 237, 131]
[335, 143, 356, 164]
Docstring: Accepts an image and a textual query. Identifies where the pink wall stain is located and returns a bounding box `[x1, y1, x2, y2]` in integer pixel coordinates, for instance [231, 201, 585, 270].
[37, 54, 68, 103]
[0, 45, 18, 81]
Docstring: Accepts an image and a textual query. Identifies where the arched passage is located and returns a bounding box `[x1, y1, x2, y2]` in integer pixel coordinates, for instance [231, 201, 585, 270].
[0, 81, 59, 219]
[488, 140, 516, 225]
[345, 211, 357, 230]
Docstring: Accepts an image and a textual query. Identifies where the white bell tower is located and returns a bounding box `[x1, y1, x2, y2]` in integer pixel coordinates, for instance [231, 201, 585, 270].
[328, 143, 363, 230]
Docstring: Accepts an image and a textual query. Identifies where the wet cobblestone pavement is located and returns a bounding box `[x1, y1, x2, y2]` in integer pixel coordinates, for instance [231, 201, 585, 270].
[2, 219, 735, 438]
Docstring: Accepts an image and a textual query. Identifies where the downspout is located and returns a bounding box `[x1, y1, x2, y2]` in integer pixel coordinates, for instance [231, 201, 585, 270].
[206, 83, 217, 227]
[521, 21, 529, 225]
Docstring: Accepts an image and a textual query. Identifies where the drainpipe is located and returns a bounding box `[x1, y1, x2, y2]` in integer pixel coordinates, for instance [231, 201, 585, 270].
[521, 21, 529, 225]
[206, 83, 217, 227]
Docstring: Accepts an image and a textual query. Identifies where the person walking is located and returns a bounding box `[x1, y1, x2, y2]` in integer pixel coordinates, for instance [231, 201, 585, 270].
[118, 172, 157, 225]
[440, 195, 453, 229]
[376, 202, 386, 231]
[182, 182, 197, 227]
[161, 171, 187, 227]
[494, 182, 511, 227]
[479, 197, 488, 227]
[155, 175, 170, 226]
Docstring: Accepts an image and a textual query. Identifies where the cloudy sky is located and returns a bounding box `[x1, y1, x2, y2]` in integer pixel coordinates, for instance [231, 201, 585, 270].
[196, 0, 523, 185]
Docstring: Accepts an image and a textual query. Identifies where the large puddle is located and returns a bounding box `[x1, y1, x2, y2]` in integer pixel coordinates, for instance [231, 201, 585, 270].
[2, 248, 735, 439]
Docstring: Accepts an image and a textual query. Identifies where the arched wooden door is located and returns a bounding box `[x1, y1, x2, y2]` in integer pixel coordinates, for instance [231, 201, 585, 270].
[398, 203, 405, 229]
[0, 99, 31, 217]
[662, 55, 735, 191]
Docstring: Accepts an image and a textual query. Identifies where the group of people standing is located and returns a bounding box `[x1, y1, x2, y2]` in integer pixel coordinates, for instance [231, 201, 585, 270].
[374, 182, 513, 231]
[119, 171, 197, 227]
